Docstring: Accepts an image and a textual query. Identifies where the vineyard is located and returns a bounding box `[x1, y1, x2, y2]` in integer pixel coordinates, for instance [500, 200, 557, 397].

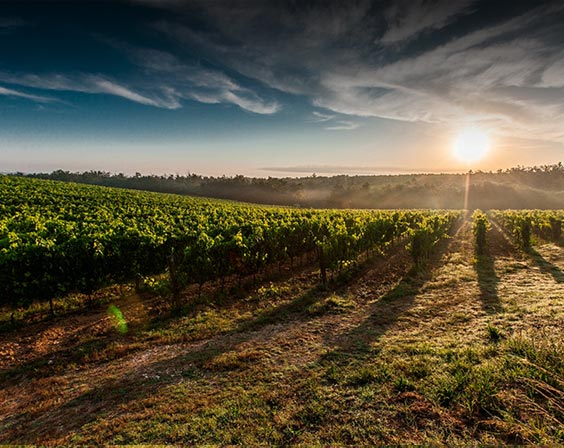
[0, 175, 459, 316]
[2, 176, 564, 445]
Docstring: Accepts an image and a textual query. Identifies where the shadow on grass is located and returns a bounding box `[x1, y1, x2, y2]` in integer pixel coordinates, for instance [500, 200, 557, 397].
[142, 239, 409, 342]
[526, 247, 564, 284]
[0, 279, 335, 442]
[328, 222, 459, 356]
[2, 243, 397, 394]
[0, 237, 441, 443]
[236, 285, 328, 332]
[1, 240, 420, 442]
[0, 272, 338, 443]
[330, 265, 430, 356]
[475, 251, 501, 314]
[0, 330, 145, 383]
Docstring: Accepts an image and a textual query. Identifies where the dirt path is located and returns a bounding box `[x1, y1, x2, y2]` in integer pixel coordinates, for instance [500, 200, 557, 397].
[3, 219, 564, 444]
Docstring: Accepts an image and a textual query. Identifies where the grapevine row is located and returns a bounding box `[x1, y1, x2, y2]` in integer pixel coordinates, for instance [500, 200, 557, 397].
[0, 176, 459, 312]
[472, 210, 490, 255]
[490, 210, 564, 248]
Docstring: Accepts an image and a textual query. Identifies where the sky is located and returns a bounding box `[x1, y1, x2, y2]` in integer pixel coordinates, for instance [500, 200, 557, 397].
[0, 0, 563, 177]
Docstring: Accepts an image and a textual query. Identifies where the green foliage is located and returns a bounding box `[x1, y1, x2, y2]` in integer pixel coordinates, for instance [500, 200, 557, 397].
[0, 175, 460, 314]
[520, 219, 532, 248]
[407, 213, 459, 265]
[142, 277, 171, 298]
[527, 211, 562, 243]
[549, 216, 562, 242]
[472, 210, 490, 255]
[491, 210, 564, 248]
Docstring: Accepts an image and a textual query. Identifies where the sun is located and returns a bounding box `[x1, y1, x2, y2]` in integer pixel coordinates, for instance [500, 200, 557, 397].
[453, 127, 490, 163]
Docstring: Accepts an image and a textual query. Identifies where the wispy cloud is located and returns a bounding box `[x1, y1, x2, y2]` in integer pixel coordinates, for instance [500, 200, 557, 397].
[188, 89, 280, 114]
[127, 46, 239, 91]
[381, 0, 475, 44]
[311, 111, 334, 122]
[0, 72, 181, 109]
[103, 40, 281, 114]
[0, 85, 56, 103]
[0, 39, 280, 114]
[324, 120, 360, 131]
[314, 4, 564, 140]
[220, 90, 280, 114]
[145, 1, 564, 143]
[311, 110, 359, 131]
[3, 0, 562, 146]
[89, 77, 181, 109]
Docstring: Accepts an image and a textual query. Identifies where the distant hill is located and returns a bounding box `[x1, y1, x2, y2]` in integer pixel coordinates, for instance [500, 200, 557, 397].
[16, 163, 564, 209]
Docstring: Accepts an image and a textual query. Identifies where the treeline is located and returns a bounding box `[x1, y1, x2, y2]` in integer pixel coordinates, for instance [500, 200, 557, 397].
[15, 162, 564, 209]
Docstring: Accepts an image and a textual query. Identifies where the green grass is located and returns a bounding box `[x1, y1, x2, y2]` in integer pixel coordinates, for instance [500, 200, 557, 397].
[0, 284, 131, 332]
[4, 220, 564, 445]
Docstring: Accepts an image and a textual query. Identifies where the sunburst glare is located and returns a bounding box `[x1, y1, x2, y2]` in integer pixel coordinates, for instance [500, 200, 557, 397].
[453, 127, 490, 164]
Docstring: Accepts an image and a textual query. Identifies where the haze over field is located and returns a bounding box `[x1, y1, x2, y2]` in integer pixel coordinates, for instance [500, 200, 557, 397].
[1, 0, 563, 176]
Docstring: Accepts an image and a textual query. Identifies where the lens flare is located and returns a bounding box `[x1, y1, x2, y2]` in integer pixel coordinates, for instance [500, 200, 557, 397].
[108, 304, 128, 334]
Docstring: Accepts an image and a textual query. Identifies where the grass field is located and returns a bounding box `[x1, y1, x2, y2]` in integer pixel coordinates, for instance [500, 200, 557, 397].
[2, 218, 564, 444]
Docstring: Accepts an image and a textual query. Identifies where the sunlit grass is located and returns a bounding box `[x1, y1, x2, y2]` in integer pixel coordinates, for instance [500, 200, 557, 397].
[5, 221, 564, 444]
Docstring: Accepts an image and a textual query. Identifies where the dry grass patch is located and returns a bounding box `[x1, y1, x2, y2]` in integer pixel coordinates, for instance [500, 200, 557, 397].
[5, 221, 564, 445]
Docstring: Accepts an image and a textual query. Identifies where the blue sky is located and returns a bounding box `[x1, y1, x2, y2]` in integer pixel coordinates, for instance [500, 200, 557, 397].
[1, 0, 563, 176]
